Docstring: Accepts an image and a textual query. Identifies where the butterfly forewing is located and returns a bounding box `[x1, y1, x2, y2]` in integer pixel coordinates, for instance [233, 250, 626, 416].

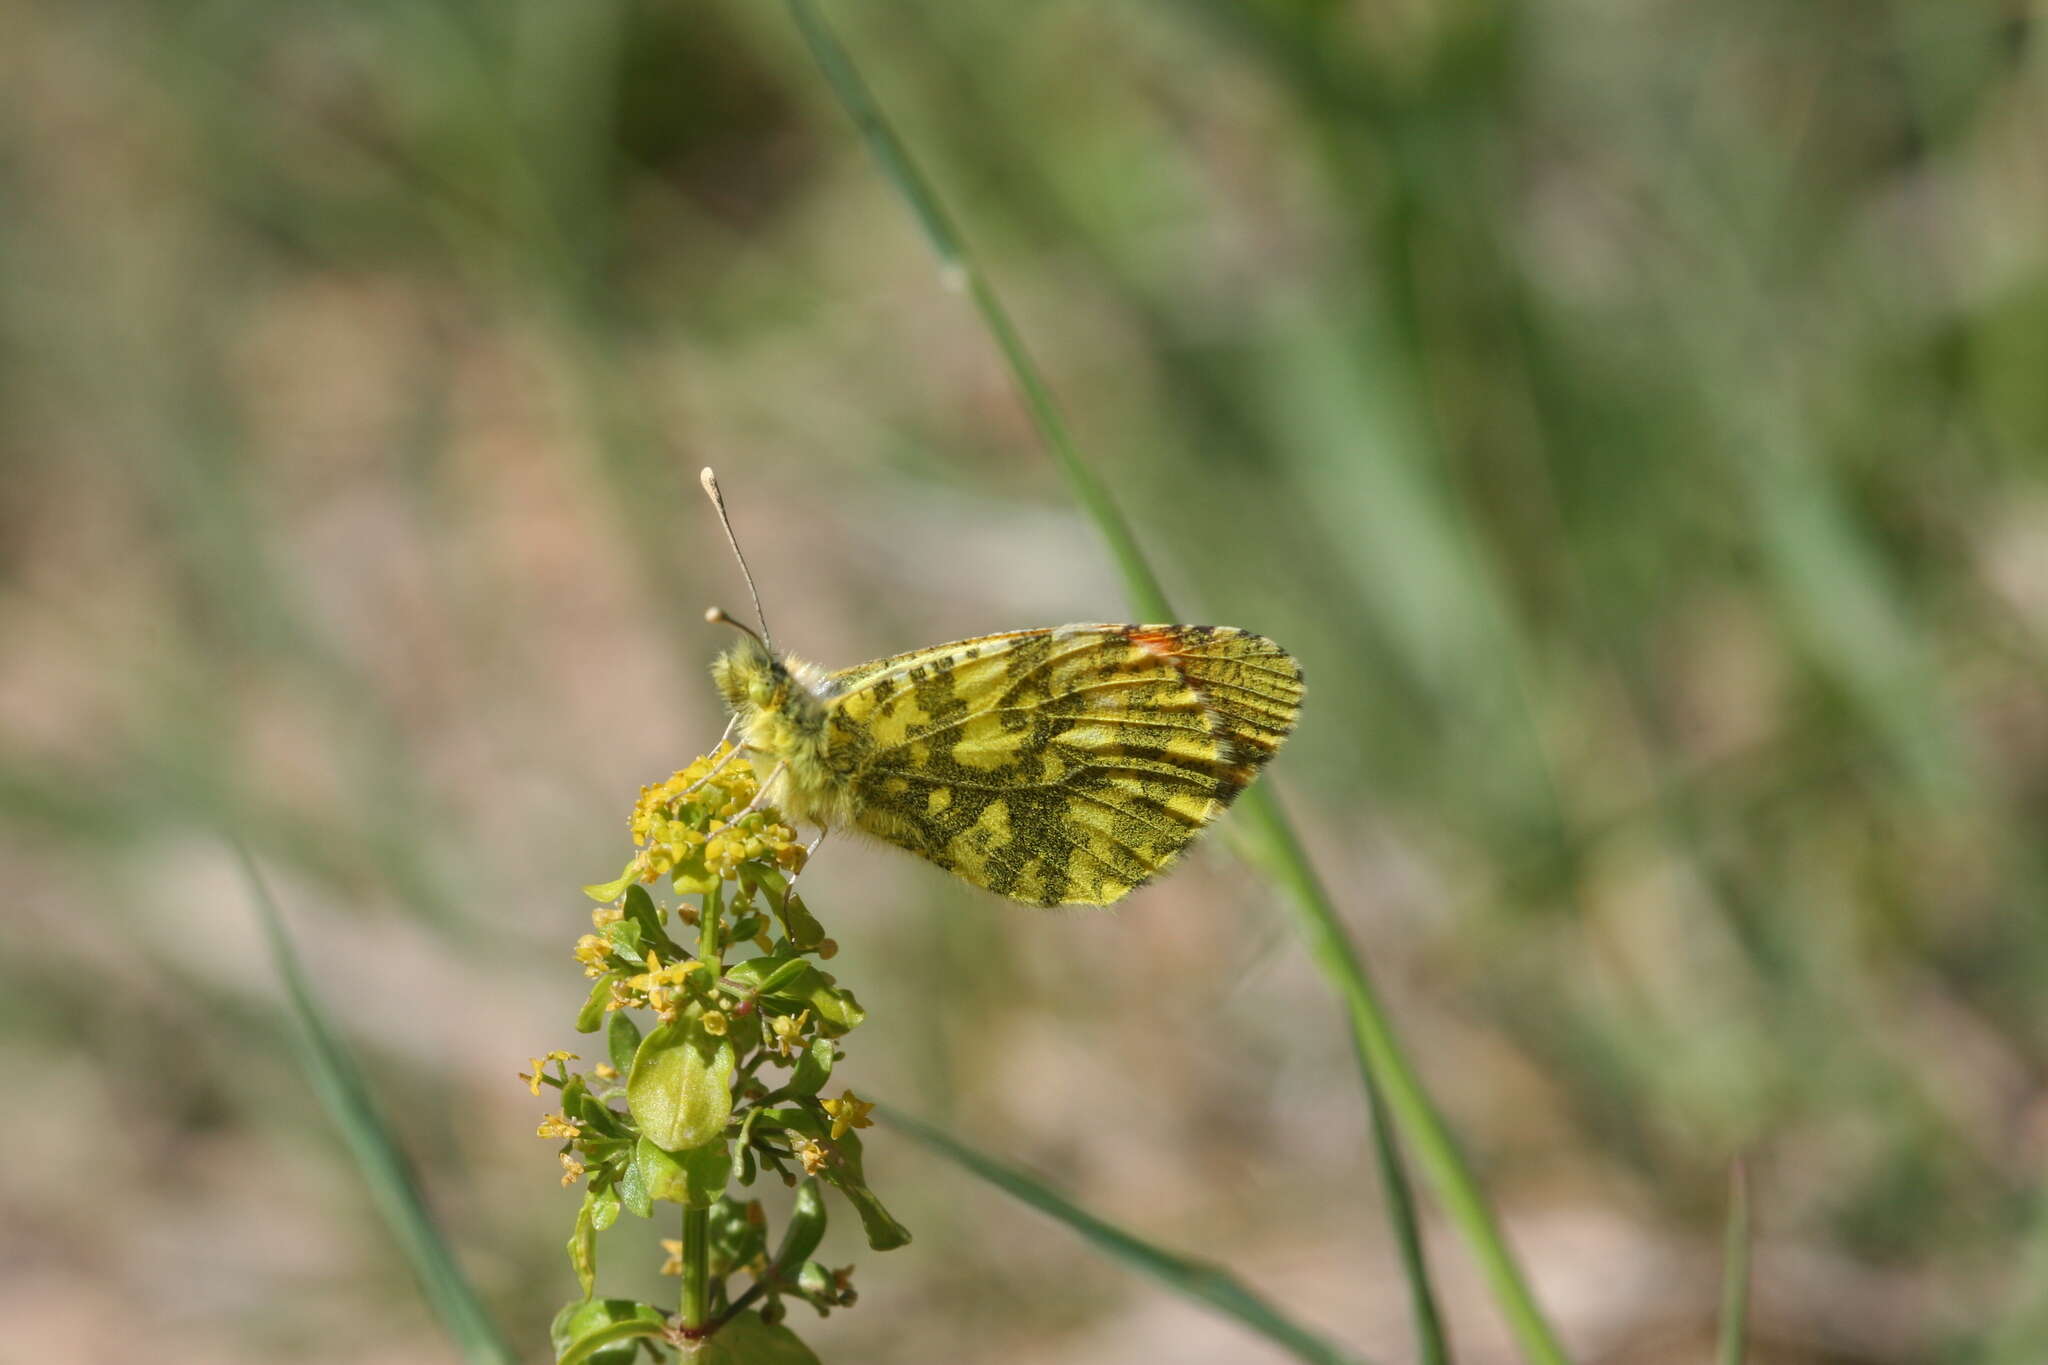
[820, 625, 1303, 907]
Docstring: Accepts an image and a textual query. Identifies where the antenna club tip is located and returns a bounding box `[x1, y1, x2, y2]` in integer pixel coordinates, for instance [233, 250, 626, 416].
[704, 606, 727, 624]
[699, 467, 720, 495]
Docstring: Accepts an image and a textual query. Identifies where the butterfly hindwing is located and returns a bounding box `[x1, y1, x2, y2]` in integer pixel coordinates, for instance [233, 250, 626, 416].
[819, 625, 1303, 906]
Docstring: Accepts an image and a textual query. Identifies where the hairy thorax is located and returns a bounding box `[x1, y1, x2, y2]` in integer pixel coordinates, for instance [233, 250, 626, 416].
[710, 641, 853, 829]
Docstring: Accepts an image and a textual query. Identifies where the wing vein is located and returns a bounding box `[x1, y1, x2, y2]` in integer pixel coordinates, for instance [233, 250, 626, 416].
[884, 702, 1209, 748]
[862, 769, 1205, 841]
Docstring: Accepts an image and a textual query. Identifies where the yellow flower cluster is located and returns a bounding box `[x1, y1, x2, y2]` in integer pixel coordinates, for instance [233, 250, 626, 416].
[629, 745, 806, 886]
[624, 950, 703, 1023]
[536, 1113, 583, 1140]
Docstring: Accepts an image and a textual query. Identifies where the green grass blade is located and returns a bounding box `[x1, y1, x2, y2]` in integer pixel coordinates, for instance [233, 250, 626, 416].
[239, 850, 514, 1365]
[781, 3, 1570, 1361]
[1361, 1059, 1452, 1365]
[881, 1105, 1368, 1365]
[1717, 1161, 1751, 1365]
[1235, 785, 1559, 1363]
[781, 0, 1170, 623]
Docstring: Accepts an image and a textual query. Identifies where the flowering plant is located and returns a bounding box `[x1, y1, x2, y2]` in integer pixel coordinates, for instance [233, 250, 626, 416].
[527, 747, 908, 1364]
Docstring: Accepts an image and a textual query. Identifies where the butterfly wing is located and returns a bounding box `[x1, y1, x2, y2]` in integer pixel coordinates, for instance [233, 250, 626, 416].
[820, 625, 1303, 906]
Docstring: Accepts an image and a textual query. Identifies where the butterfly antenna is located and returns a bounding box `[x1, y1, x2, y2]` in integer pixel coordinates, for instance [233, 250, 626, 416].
[699, 466, 774, 652]
[704, 605, 765, 648]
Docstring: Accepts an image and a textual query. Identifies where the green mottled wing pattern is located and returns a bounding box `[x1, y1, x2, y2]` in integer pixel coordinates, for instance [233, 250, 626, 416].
[819, 625, 1302, 907]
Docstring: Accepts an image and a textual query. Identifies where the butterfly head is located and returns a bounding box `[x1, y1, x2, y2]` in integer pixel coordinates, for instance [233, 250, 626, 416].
[707, 607, 787, 713]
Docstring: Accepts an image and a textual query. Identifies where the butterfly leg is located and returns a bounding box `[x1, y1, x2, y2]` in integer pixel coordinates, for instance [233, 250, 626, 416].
[679, 718, 745, 796]
[783, 828, 828, 893]
[733, 760, 788, 819]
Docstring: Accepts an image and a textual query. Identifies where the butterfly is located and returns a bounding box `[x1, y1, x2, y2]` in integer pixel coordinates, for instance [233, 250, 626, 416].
[695, 471, 1303, 907]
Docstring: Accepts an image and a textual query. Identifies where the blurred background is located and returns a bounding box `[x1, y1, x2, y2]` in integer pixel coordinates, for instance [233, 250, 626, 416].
[4, 1, 2047, 1361]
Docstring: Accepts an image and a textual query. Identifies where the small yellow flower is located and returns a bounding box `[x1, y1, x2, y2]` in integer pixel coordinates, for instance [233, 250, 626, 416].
[770, 1009, 811, 1058]
[536, 1113, 582, 1141]
[659, 1238, 684, 1276]
[573, 934, 612, 976]
[559, 1151, 586, 1187]
[593, 1062, 618, 1081]
[626, 950, 703, 1020]
[701, 1009, 728, 1037]
[820, 1089, 875, 1141]
[591, 904, 624, 930]
[794, 1137, 830, 1175]
[521, 1051, 578, 1096]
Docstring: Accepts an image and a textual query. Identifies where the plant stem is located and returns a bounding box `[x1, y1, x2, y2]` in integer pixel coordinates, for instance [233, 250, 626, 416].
[682, 856, 717, 1333]
[1717, 1161, 1751, 1365]
[680, 1204, 711, 1331]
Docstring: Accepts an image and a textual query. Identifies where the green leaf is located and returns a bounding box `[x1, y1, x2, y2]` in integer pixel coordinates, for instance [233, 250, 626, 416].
[772, 1178, 828, 1273]
[696, 1310, 823, 1365]
[727, 960, 865, 1036]
[581, 868, 636, 903]
[757, 1108, 909, 1252]
[562, 1075, 625, 1139]
[550, 1298, 667, 1365]
[709, 1195, 769, 1278]
[745, 866, 825, 950]
[619, 885, 679, 958]
[820, 1128, 909, 1251]
[804, 978, 865, 1036]
[680, 1141, 736, 1207]
[723, 1008, 763, 1059]
[725, 955, 819, 1004]
[576, 972, 622, 1035]
[587, 1181, 621, 1232]
[739, 861, 788, 900]
[568, 1193, 598, 1299]
[600, 918, 643, 960]
[634, 1135, 733, 1209]
[882, 1105, 1365, 1365]
[618, 1148, 653, 1220]
[606, 1011, 643, 1078]
[734, 1105, 767, 1187]
[787, 1036, 835, 1098]
[240, 853, 514, 1365]
[781, 902, 826, 953]
[628, 1015, 736, 1153]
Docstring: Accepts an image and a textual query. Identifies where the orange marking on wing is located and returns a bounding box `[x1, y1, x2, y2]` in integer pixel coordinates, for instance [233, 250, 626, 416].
[1127, 628, 1181, 657]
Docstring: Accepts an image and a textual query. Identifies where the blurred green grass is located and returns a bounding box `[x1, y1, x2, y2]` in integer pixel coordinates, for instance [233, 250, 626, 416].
[4, 1, 2047, 1361]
